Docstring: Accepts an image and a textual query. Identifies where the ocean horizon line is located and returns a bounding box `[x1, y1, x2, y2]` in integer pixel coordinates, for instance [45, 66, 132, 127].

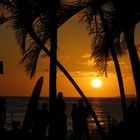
[0, 95, 136, 98]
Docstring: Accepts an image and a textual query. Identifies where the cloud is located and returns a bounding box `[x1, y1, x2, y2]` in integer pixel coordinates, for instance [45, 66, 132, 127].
[78, 59, 94, 68]
[58, 55, 70, 60]
[82, 53, 91, 58]
[69, 71, 99, 78]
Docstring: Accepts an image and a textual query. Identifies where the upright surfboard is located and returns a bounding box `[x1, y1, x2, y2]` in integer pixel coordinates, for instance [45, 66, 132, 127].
[0, 61, 3, 74]
[22, 76, 44, 134]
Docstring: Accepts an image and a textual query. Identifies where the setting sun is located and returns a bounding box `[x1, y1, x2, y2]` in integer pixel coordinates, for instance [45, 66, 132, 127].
[91, 79, 102, 88]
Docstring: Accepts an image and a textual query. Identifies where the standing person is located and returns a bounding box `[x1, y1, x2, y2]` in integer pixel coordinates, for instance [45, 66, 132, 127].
[0, 97, 6, 132]
[57, 92, 66, 113]
[126, 100, 137, 128]
[78, 99, 90, 140]
[71, 103, 81, 140]
[55, 92, 67, 140]
[31, 102, 49, 140]
[126, 100, 137, 139]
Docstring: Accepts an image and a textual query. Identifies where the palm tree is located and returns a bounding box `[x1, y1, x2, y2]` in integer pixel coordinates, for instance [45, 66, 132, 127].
[0, 0, 106, 139]
[82, 0, 140, 118]
[112, 0, 140, 108]
[99, 7, 128, 122]
[48, 0, 59, 110]
[90, 0, 140, 108]
[81, 1, 127, 122]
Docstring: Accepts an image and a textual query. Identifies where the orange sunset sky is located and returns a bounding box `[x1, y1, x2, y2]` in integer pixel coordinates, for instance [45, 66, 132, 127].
[0, 12, 140, 97]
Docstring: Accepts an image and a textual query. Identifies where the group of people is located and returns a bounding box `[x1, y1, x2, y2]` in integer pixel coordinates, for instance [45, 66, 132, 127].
[2, 94, 140, 140]
[31, 91, 67, 140]
[0, 93, 91, 140]
[31, 102, 49, 140]
[71, 99, 90, 140]
[28, 92, 91, 140]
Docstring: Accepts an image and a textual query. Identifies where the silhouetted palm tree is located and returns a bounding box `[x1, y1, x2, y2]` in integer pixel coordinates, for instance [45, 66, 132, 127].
[0, 0, 106, 139]
[47, 0, 59, 110]
[99, 8, 127, 121]
[81, 1, 127, 122]
[112, 0, 140, 108]
[82, 0, 140, 115]
[105, 0, 140, 116]
[91, 0, 140, 108]
[99, 7, 127, 122]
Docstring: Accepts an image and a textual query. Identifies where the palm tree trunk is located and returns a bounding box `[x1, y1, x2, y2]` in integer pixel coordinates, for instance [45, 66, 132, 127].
[113, 0, 140, 108]
[98, 8, 127, 122]
[49, 1, 58, 109]
[48, 1, 60, 139]
[124, 26, 140, 107]
[99, 8, 127, 122]
[26, 26, 106, 140]
[111, 47, 127, 121]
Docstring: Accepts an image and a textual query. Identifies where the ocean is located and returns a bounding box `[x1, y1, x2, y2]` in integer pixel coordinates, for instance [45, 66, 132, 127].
[3, 97, 135, 134]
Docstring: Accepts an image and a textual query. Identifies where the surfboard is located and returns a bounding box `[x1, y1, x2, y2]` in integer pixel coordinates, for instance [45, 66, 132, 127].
[22, 76, 44, 134]
[0, 61, 3, 74]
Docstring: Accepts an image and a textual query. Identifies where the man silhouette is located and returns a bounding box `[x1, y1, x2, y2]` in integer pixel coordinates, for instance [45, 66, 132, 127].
[31, 103, 49, 140]
[78, 99, 90, 140]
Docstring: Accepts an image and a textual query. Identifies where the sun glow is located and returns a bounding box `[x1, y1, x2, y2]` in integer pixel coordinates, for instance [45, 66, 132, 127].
[91, 79, 102, 88]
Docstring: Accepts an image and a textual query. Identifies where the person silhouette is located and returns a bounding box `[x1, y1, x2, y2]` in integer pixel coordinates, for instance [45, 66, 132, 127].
[125, 100, 137, 140]
[31, 102, 49, 140]
[126, 100, 137, 126]
[55, 92, 67, 140]
[57, 92, 66, 113]
[78, 99, 90, 140]
[71, 103, 81, 140]
[48, 92, 67, 140]
[0, 97, 6, 132]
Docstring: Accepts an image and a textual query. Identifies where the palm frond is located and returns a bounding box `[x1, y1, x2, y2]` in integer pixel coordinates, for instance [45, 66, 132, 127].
[83, 8, 110, 75]
[91, 31, 110, 75]
[20, 41, 41, 78]
[6, 1, 33, 53]
[81, 2, 128, 76]
[32, 1, 87, 46]
[2, 0, 92, 78]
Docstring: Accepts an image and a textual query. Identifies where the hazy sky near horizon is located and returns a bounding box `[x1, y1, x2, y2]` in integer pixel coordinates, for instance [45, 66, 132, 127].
[0, 11, 140, 97]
